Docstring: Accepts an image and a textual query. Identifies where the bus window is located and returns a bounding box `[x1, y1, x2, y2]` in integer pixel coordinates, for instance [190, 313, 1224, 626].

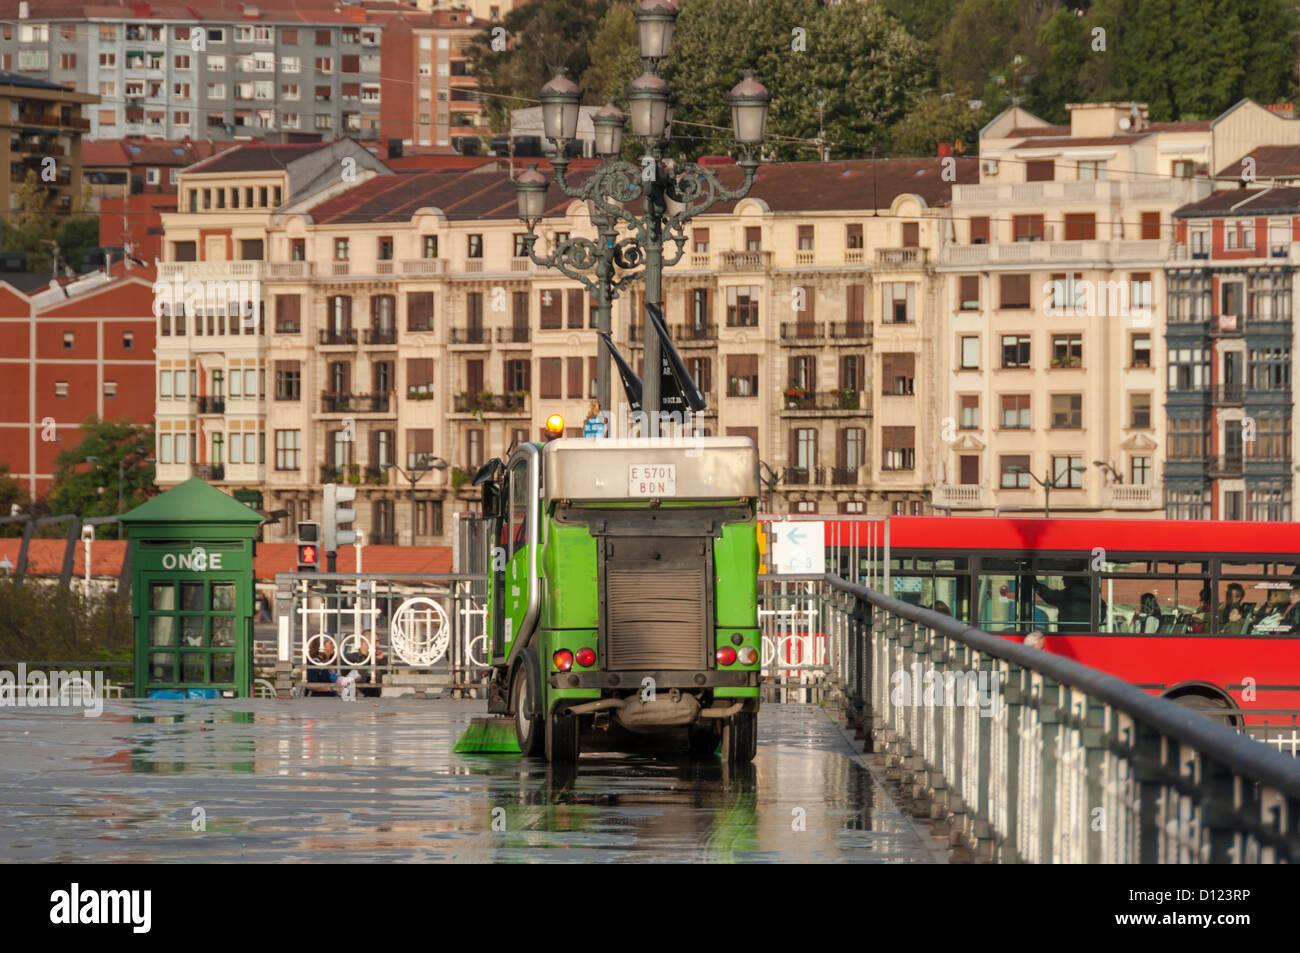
[1102, 577, 1207, 633]
[890, 575, 971, 621]
[978, 569, 1038, 634]
[1220, 579, 1300, 635]
[1030, 575, 1094, 633]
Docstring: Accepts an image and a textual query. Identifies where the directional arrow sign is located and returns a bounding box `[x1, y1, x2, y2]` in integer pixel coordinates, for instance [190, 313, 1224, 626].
[771, 521, 824, 574]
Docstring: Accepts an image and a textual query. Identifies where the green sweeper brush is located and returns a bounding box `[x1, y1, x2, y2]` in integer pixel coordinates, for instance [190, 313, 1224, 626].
[453, 717, 522, 754]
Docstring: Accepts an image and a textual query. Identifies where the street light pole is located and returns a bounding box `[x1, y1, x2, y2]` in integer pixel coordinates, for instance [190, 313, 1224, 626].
[517, 0, 770, 435]
[384, 458, 447, 546]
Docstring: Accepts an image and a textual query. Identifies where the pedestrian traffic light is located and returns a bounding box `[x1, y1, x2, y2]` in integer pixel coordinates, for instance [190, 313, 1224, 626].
[323, 484, 357, 552]
[297, 521, 320, 571]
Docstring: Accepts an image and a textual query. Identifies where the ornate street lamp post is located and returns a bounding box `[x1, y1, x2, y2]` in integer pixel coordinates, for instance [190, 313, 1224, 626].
[515, 0, 770, 434]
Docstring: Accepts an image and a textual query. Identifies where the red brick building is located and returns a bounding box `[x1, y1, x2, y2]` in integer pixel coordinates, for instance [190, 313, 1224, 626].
[0, 263, 158, 500]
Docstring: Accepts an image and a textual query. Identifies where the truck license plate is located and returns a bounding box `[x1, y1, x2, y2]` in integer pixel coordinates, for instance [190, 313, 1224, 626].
[628, 464, 676, 497]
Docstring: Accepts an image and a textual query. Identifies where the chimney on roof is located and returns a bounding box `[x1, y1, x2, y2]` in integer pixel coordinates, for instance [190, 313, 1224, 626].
[388, 137, 403, 159]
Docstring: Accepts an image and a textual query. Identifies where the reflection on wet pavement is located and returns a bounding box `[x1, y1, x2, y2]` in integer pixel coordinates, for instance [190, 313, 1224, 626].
[0, 700, 942, 863]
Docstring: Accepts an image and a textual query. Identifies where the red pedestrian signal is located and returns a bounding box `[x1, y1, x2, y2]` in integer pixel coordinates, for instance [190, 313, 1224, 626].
[297, 544, 318, 571]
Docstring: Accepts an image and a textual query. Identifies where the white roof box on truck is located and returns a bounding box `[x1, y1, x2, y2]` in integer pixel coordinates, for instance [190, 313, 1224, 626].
[542, 437, 759, 501]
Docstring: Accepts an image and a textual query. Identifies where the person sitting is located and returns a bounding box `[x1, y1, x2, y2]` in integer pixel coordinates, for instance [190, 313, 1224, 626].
[304, 636, 341, 697]
[1130, 593, 1162, 633]
[1184, 587, 1212, 633]
[1249, 589, 1290, 634]
[342, 631, 387, 698]
[1221, 606, 1248, 635]
[1219, 583, 1245, 627]
[1278, 582, 1300, 634]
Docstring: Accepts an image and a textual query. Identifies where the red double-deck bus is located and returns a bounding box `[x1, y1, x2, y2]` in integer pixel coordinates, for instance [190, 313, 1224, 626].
[821, 516, 1300, 719]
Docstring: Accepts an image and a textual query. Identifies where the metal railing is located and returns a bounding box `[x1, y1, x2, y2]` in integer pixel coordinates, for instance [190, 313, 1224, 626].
[823, 573, 1300, 863]
[270, 571, 490, 698]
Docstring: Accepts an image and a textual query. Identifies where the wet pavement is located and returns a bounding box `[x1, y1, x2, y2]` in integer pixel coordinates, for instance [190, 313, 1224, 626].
[0, 699, 947, 863]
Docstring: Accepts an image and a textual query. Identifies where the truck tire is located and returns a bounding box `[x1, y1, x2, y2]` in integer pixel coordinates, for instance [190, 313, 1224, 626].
[721, 711, 756, 764]
[512, 667, 543, 756]
[545, 707, 580, 763]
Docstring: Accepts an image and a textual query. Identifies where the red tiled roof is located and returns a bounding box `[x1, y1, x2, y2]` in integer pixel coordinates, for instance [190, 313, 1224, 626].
[1173, 187, 1300, 217]
[185, 141, 331, 174]
[1215, 145, 1300, 180]
[309, 157, 979, 224]
[0, 540, 454, 580]
[1003, 125, 1070, 139]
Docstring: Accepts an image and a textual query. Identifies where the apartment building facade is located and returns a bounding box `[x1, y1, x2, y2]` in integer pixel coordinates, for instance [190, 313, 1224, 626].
[935, 102, 1215, 517]
[0, 264, 157, 499]
[153, 156, 977, 543]
[0, 70, 97, 213]
[1165, 188, 1299, 521]
[0, 1, 493, 149]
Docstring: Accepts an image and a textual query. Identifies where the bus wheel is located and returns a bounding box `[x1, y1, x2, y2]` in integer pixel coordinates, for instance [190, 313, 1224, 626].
[545, 707, 580, 763]
[1173, 693, 1239, 727]
[512, 668, 543, 756]
[722, 712, 757, 764]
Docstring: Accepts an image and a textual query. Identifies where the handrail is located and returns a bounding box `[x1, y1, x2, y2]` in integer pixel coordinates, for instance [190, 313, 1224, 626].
[827, 572, 1300, 796]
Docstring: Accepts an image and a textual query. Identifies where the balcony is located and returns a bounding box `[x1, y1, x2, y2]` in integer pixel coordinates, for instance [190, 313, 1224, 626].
[1208, 455, 1244, 478]
[363, 327, 397, 346]
[319, 328, 358, 346]
[267, 262, 314, 279]
[363, 466, 390, 485]
[942, 238, 1171, 267]
[1210, 314, 1242, 337]
[931, 484, 989, 508]
[782, 466, 824, 486]
[1212, 383, 1245, 405]
[401, 259, 449, 276]
[196, 396, 225, 414]
[158, 261, 266, 282]
[320, 392, 391, 414]
[671, 323, 717, 346]
[193, 463, 225, 481]
[827, 321, 871, 343]
[718, 250, 772, 272]
[453, 392, 528, 415]
[779, 322, 827, 344]
[1103, 483, 1160, 510]
[496, 327, 531, 344]
[952, 178, 1204, 207]
[875, 247, 927, 270]
[320, 464, 347, 484]
[449, 327, 489, 346]
[828, 466, 861, 486]
[781, 389, 867, 414]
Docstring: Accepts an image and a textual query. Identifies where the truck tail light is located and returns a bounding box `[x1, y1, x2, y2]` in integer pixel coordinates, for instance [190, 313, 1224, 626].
[553, 649, 574, 672]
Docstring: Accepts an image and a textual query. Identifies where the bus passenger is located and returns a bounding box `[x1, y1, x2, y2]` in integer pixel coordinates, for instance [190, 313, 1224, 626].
[1221, 606, 1248, 635]
[1185, 587, 1211, 633]
[1279, 582, 1300, 633]
[1219, 583, 1245, 627]
[933, 601, 951, 616]
[1033, 578, 1092, 630]
[1251, 588, 1293, 634]
[1131, 593, 1161, 633]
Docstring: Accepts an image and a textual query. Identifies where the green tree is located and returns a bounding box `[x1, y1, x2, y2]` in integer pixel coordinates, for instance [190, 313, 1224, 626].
[57, 216, 100, 275]
[664, 0, 932, 160]
[6, 170, 59, 272]
[46, 417, 155, 538]
[581, 0, 639, 105]
[0, 465, 28, 537]
[890, 91, 992, 156]
[467, 0, 611, 138]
